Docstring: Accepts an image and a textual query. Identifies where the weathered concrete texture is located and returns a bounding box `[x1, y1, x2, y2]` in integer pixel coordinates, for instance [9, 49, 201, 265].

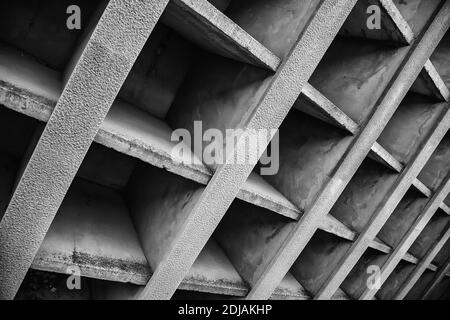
[34, 178, 151, 285]
[425, 277, 450, 299]
[15, 269, 92, 300]
[297, 83, 359, 133]
[309, 37, 408, 124]
[32, 165, 256, 297]
[224, 0, 321, 59]
[167, 51, 271, 170]
[330, 158, 398, 233]
[125, 163, 204, 272]
[77, 143, 137, 191]
[161, 0, 280, 70]
[377, 189, 428, 248]
[340, 0, 411, 44]
[340, 248, 388, 299]
[118, 24, 196, 119]
[394, 0, 444, 37]
[418, 133, 450, 191]
[182, 239, 248, 296]
[90, 268, 309, 300]
[0, 0, 100, 71]
[378, 94, 447, 165]
[431, 31, 450, 89]
[290, 231, 352, 296]
[377, 261, 415, 300]
[143, 0, 359, 300]
[0, 41, 343, 234]
[405, 270, 435, 299]
[432, 238, 450, 267]
[411, 60, 450, 101]
[213, 199, 296, 288]
[250, 0, 449, 299]
[409, 215, 450, 259]
[0, 0, 169, 300]
[263, 109, 353, 212]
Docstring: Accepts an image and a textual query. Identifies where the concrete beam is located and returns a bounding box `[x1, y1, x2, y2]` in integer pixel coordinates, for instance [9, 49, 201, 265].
[0, 42, 378, 256]
[0, 0, 169, 299]
[392, 0, 443, 37]
[394, 226, 450, 299]
[412, 60, 450, 102]
[360, 174, 450, 299]
[248, 0, 450, 300]
[133, 0, 358, 300]
[316, 106, 450, 299]
[1, 3, 445, 281]
[421, 257, 450, 299]
[161, 0, 281, 70]
[430, 30, 450, 91]
[339, 0, 413, 44]
[313, 2, 450, 298]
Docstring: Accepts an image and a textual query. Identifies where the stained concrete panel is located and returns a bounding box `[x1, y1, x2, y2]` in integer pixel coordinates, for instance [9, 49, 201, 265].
[0, 0, 100, 70]
[425, 277, 450, 299]
[16, 269, 92, 300]
[225, 0, 321, 58]
[341, 248, 389, 299]
[263, 109, 353, 212]
[213, 199, 296, 287]
[35, 178, 151, 284]
[118, 24, 196, 119]
[167, 51, 271, 170]
[77, 143, 137, 191]
[409, 214, 450, 259]
[377, 261, 415, 300]
[125, 163, 205, 271]
[291, 231, 353, 296]
[310, 37, 408, 124]
[393, 0, 443, 36]
[340, 0, 409, 44]
[378, 93, 447, 165]
[405, 270, 434, 299]
[431, 31, 450, 89]
[432, 238, 450, 267]
[330, 158, 398, 233]
[417, 133, 450, 191]
[377, 189, 428, 248]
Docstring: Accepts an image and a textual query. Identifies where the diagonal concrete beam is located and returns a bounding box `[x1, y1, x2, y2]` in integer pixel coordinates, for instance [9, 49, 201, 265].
[314, 2, 450, 299]
[360, 173, 450, 299]
[421, 256, 450, 299]
[0, 0, 169, 300]
[316, 106, 450, 300]
[247, 0, 450, 300]
[394, 226, 450, 299]
[135, 0, 358, 300]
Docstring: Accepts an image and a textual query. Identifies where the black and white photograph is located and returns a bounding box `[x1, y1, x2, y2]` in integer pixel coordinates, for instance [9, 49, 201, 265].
[0, 0, 449, 312]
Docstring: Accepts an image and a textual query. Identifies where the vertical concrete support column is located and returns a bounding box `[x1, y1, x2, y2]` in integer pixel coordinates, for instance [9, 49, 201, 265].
[248, 0, 450, 300]
[421, 257, 450, 299]
[360, 174, 450, 300]
[137, 0, 358, 300]
[394, 226, 450, 299]
[0, 0, 169, 300]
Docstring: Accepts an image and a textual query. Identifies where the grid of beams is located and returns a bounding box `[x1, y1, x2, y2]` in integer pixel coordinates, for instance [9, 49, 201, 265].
[0, 0, 449, 300]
